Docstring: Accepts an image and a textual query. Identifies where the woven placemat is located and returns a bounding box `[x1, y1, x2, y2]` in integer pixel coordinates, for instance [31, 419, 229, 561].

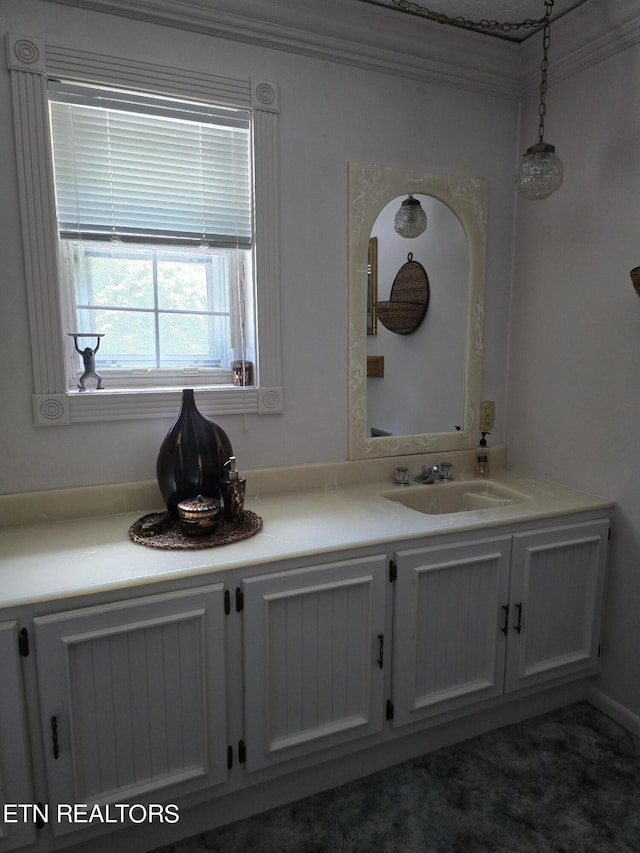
[129, 510, 263, 550]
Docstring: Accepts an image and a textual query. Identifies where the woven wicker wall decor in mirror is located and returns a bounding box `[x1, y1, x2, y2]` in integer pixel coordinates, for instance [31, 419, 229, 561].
[348, 162, 487, 459]
[375, 253, 430, 336]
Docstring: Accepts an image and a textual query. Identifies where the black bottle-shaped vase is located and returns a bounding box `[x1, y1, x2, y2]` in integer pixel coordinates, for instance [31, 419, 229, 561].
[156, 389, 233, 518]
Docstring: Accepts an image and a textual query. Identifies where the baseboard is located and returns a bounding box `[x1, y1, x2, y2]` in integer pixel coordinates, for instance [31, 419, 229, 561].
[588, 686, 640, 737]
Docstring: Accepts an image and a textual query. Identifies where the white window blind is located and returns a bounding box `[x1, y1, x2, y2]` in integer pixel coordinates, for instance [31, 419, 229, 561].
[48, 82, 252, 248]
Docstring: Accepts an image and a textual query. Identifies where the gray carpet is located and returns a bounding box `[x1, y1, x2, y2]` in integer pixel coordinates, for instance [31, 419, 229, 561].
[154, 702, 640, 852]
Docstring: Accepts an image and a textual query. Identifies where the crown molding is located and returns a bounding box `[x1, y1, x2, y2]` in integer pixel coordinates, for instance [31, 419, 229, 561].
[520, 0, 640, 93]
[43, 0, 521, 99]
[37, 0, 640, 101]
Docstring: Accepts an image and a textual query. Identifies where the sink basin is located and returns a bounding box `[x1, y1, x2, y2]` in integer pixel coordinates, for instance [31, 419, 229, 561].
[379, 480, 531, 515]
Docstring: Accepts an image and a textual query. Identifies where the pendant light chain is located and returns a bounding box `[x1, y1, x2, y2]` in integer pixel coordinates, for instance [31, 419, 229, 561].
[537, 1, 553, 143]
[390, 0, 550, 34]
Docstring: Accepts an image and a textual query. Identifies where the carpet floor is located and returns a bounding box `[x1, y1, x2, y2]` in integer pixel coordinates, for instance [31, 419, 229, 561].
[153, 702, 640, 852]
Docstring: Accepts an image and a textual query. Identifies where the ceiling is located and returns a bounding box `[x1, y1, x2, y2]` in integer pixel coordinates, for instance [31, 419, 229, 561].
[358, 0, 592, 40]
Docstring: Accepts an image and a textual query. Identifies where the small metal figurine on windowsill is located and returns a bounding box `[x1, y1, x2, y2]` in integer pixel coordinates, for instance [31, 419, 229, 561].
[68, 333, 105, 391]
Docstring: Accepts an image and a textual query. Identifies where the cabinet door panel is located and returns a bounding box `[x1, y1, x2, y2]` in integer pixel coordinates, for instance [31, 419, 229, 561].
[506, 520, 609, 692]
[243, 555, 387, 771]
[0, 622, 37, 852]
[392, 537, 511, 727]
[34, 585, 227, 836]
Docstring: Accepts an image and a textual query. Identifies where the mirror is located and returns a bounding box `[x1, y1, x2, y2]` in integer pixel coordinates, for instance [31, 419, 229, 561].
[348, 162, 487, 460]
[368, 194, 466, 435]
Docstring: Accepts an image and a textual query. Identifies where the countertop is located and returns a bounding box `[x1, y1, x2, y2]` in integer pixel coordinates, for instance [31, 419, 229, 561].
[0, 451, 614, 609]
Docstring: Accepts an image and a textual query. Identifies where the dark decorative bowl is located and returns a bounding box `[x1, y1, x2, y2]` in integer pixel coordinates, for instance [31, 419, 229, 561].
[177, 495, 221, 536]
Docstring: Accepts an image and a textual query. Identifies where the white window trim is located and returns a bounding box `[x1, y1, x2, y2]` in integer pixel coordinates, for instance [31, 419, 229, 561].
[7, 33, 283, 425]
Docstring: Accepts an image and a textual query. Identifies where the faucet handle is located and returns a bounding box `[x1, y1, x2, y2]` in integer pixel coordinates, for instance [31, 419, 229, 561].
[394, 466, 410, 486]
[438, 462, 454, 480]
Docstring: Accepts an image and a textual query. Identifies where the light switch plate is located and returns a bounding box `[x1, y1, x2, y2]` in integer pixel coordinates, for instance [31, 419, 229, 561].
[480, 400, 495, 431]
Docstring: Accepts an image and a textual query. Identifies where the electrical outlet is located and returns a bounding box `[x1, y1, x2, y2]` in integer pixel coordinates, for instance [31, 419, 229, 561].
[480, 400, 495, 431]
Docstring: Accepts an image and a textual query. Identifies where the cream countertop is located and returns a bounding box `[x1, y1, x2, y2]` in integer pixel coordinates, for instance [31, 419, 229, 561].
[0, 449, 613, 608]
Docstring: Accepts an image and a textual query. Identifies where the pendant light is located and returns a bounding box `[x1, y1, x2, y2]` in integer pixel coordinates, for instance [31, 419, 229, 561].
[393, 194, 427, 238]
[382, 0, 564, 200]
[515, 0, 563, 199]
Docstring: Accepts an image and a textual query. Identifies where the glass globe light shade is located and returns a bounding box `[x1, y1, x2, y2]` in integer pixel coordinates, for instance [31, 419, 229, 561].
[515, 141, 564, 200]
[393, 195, 428, 238]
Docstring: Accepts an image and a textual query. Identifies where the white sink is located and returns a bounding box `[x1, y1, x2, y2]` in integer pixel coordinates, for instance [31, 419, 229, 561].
[379, 480, 531, 515]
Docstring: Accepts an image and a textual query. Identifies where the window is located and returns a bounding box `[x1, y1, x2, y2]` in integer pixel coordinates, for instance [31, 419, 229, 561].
[67, 243, 250, 378]
[8, 33, 282, 424]
[49, 83, 254, 389]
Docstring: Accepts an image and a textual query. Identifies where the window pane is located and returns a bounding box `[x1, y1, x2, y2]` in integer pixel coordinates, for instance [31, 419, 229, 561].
[211, 254, 230, 312]
[210, 313, 232, 365]
[158, 312, 229, 366]
[70, 242, 242, 375]
[157, 258, 210, 311]
[77, 308, 157, 366]
[82, 252, 154, 309]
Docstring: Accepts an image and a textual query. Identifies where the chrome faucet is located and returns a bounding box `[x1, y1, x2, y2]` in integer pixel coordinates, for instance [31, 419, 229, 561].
[415, 464, 441, 484]
[415, 462, 454, 484]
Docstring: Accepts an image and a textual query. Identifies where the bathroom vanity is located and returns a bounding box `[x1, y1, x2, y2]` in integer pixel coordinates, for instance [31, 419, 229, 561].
[0, 453, 613, 853]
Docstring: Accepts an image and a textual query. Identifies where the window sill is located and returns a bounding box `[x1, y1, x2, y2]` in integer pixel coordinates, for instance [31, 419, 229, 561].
[33, 386, 283, 425]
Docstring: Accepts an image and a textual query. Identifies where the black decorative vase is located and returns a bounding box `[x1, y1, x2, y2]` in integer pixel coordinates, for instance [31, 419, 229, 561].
[156, 389, 233, 519]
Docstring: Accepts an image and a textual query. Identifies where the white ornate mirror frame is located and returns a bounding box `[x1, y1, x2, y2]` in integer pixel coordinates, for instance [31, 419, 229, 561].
[347, 162, 488, 460]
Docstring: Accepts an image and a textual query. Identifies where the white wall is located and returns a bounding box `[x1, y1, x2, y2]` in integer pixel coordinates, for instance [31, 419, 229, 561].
[0, 0, 517, 495]
[508, 37, 640, 717]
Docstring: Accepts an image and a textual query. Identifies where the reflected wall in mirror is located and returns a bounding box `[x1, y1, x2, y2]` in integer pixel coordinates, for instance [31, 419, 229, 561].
[348, 162, 488, 460]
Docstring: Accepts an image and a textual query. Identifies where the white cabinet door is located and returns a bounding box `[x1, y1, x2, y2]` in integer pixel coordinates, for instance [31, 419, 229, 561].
[505, 519, 609, 692]
[391, 537, 511, 727]
[242, 554, 387, 771]
[0, 622, 37, 852]
[34, 584, 228, 837]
